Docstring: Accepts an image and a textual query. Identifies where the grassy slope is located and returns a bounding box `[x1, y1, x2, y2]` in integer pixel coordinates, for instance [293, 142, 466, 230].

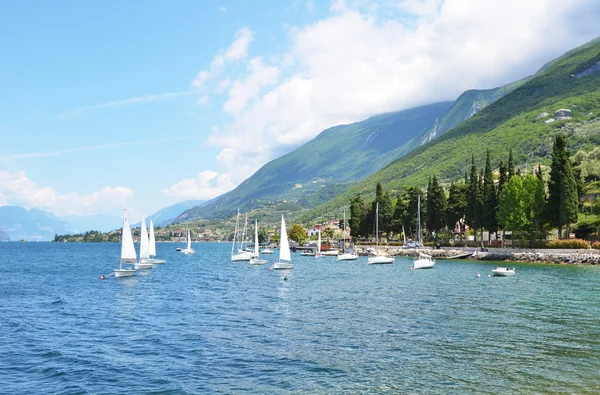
[180, 102, 453, 220]
[299, 37, 600, 224]
[416, 76, 531, 146]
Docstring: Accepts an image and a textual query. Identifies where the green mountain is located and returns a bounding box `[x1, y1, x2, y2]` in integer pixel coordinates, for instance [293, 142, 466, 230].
[179, 80, 526, 223]
[416, 77, 530, 146]
[178, 102, 453, 220]
[300, 36, 600, 223]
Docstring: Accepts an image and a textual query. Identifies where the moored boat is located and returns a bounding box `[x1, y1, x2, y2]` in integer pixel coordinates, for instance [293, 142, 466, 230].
[492, 267, 516, 276]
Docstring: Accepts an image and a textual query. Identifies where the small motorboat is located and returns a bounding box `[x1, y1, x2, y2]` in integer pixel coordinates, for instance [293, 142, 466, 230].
[175, 247, 182, 251]
[491, 267, 516, 277]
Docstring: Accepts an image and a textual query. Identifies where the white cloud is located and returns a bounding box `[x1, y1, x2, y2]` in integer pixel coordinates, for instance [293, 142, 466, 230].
[0, 136, 199, 162]
[60, 90, 195, 118]
[162, 170, 236, 200]
[192, 27, 254, 88]
[197, 0, 600, 187]
[0, 171, 134, 216]
[219, 6, 228, 13]
[223, 57, 280, 115]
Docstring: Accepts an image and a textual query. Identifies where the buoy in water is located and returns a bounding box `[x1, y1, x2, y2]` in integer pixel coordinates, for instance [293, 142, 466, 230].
[100, 275, 105, 280]
[476, 273, 481, 278]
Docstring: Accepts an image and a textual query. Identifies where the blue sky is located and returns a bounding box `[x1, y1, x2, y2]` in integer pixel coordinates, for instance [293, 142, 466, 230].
[1, 0, 600, 229]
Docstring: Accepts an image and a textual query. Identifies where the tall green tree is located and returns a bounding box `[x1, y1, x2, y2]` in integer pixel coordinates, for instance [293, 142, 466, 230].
[349, 196, 363, 239]
[466, 155, 479, 241]
[426, 175, 446, 235]
[546, 135, 579, 239]
[476, 168, 484, 240]
[498, 159, 508, 196]
[446, 182, 468, 241]
[508, 149, 515, 180]
[380, 191, 394, 235]
[483, 150, 498, 242]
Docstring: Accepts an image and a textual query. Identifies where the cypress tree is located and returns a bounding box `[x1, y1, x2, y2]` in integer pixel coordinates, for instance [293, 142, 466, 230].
[508, 149, 515, 180]
[547, 135, 579, 239]
[498, 160, 507, 196]
[426, 175, 446, 236]
[380, 191, 394, 235]
[483, 150, 498, 242]
[563, 159, 579, 238]
[349, 196, 363, 239]
[477, 168, 484, 240]
[466, 155, 478, 241]
[446, 182, 468, 242]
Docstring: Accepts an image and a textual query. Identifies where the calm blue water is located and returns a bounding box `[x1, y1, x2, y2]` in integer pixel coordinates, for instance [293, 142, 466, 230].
[1, 242, 600, 394]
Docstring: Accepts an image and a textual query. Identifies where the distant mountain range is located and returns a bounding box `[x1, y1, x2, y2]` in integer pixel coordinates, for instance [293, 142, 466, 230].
[134, 199, 207, 227]
[0, 199, 207, 241]
[0, 205, 70, 241]
[178, 73, 527, 222]
[300, 36, 600, 223]
[0, 227, 10, 241]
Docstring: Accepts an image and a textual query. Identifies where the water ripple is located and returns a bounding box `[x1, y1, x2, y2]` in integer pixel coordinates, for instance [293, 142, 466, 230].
[1, 243, 600, 393]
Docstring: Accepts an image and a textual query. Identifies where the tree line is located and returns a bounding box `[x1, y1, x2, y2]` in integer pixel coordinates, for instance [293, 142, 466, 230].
[349, 135, 580, 246]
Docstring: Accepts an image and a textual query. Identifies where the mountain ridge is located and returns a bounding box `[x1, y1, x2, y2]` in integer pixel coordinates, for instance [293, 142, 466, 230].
[298, 35, 600, 224]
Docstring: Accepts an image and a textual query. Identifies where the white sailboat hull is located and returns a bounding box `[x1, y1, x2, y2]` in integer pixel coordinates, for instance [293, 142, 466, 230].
[413, 258, 435, 269]
[231, 251, 252, 261]
[261, 249, 274, 254]
[181, 248, 195, 255]
[250, 258, 269, 265]
[143, 258, 166, 264]
[368, 255, 395, 264]
[114, 269, 136, 278]
[273, 261, 294, 270]
[322, 250, 339, 256]
[135, 262, 153, 270]
[338, 253, 359, 261]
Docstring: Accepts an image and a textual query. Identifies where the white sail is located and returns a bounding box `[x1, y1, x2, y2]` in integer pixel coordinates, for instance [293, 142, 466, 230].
[240, 213, 248, 251]
[149, 220, 157, 257]
[120, 210, 137, 263]
[279, 215, 291, 262]
[231, 209, 240, 256]
[139, 217, 149, 260]
[317, 229, 321, 255]
[254, 219, 260, 258]
[187, 230, 192, 250]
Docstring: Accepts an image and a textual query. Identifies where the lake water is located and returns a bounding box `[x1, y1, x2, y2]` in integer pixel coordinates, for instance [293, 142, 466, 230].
[1, 242, 600, 394]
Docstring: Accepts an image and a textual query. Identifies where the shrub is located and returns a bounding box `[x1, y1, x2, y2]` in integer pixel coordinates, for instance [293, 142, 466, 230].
[592, 241, 600, 250]
[547, 239, 591, 249]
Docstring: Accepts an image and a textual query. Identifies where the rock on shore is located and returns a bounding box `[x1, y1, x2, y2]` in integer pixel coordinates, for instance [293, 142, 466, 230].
[370, 246, 600, 265]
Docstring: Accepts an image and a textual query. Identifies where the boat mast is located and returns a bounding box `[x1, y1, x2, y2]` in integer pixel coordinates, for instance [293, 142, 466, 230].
[417, 194, 421, 244]
[375, 202, 379, 249]
[231, 209, 239, 256]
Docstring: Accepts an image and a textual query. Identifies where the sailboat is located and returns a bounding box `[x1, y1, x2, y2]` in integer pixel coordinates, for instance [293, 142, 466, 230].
[135, 217, 153, 270]
[273, 215, 293, 270]
[114, 209, 136, 278]
[250, 219, 268, 265]
[368, 202, 394, 264]
[231, 209, 252, 261]
[413, 194, 434, 269]
[181, 229, 195, 255]
[314, 229, 322, 258]
[145, 220, 166, 264]
[338, 209, 358, 261]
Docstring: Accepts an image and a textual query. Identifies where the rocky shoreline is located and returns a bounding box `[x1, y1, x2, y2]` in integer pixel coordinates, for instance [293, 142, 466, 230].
[364, 246, 600, 265]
